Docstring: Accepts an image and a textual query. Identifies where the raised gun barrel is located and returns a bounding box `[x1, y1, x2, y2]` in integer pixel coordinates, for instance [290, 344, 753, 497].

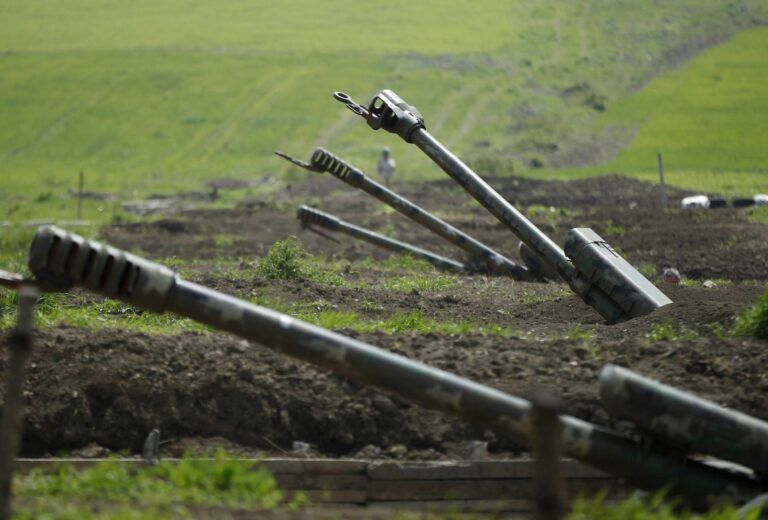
[332, 89, 673, 323]
[24, 226, 762, 509]
[296, 205, 468, 273]
[600, 364, 768, 475]
[277, 148, 534, 280]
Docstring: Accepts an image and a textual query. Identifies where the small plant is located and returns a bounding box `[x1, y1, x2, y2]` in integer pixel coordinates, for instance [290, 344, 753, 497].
[361, 299, 384, 312]
[385, 310, 429, 333]
[373, 254, 436, 273]
[569, 490, 760, 519]
[603, 224, 626, 236]
[379, 274, 458, 292]
[375, 223, 396, 238]
[636, 262, 658, 280]
[732, 286, 768, 340]
[213, 234, 236, 248]
[564, 325, 595, 343]
[746, 206, 768, 225]
[645, 322, 700, 342]
[257, 237, 307, 280]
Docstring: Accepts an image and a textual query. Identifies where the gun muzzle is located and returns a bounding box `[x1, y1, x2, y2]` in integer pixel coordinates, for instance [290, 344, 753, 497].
[28, 226, 176, 312]
[600, 364, 768, 476]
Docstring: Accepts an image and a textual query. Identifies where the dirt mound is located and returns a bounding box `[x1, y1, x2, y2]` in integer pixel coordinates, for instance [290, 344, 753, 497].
[3, 324, 767, 458]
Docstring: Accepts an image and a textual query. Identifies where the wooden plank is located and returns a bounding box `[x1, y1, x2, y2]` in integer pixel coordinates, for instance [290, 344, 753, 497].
[262, 458, 366, 475]
[368, 461, 481, 480]
[300, 459, 367, 475]
[367, 498, 533, 513]
[15, 458, 138, 473]
[274, 473, 368, 490]
[560, 460, 611, 479]
[368, 479, 533, 501]
[477, 460, 536, 479]
[368, 459, 612, 480]
[289, 489, 367, 504]
[569, 478, 631, 497]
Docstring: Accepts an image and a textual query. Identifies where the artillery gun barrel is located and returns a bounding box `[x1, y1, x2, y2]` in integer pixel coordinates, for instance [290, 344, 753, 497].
[296, 205, 467, 273]
[332, 89, 672, 323]
[600, 364, 768, 475]
[25, 226, 761, 509]
[277, 148, 532, 280]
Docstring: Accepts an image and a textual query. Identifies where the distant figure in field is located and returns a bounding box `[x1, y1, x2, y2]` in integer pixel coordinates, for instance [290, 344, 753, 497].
[662, 267, 681, 285]
[377, 147, 396, 187]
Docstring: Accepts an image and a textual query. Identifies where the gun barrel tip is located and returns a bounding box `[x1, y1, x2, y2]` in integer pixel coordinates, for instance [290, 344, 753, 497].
[333, 91, 351, 102]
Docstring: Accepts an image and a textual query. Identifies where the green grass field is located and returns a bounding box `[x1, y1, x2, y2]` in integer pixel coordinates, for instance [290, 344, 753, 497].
[546, 27, 768, 194]
[0, 0, 766, 223]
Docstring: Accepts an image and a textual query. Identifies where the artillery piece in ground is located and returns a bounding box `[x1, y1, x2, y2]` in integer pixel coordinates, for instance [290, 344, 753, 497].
[332, 89, 672, 323]
[11, 226, 766, 512]
[296, 204, 468, 273]
[277, 148, 535, 280]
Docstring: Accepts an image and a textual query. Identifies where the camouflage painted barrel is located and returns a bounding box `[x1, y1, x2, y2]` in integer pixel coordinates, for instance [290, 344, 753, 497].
[296, 205, 467, 273]
[26, 226, 761, 509]
[600, 364, 768, 475]
[279, 147, 531, 280]
[332, 89, 673, 324]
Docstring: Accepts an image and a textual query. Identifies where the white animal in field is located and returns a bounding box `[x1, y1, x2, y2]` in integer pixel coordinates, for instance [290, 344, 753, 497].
[754, 194, 768, 206]
[377, 147, 396, 187]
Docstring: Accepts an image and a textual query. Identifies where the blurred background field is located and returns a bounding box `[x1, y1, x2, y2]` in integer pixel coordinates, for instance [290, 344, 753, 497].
[0, 0, 766, 222]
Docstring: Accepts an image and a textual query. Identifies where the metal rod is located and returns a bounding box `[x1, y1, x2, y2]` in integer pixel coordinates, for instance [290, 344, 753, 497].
[657, 153, 668, 212]
[297, 205, 468, 273]
[0, 272, 23, 291]
[77, 171, 84, 221]
[530, 389, 568, 520]
[412, 130, 570, 277]
[277, 149, 533, 280]
[409, 129, 627, 322]
[0, 285, 38, 520]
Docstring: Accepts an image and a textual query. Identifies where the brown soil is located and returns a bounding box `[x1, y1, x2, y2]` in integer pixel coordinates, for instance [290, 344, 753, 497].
[3, 174, 768, 458]
[103, 174, 768, 281]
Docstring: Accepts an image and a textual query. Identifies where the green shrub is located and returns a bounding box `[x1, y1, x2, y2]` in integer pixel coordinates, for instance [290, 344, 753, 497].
[733, 287, 768, 339]
[569, 491, 760, 520]
[256, 237, 307, 281]
[14, 450, 304, 517]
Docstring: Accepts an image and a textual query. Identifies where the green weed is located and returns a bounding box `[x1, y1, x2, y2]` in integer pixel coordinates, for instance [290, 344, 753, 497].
[0, 292, 209, 334]
[569, 490, 760, 519]
[256, 238, 306, 281]
[732, 286, 768, 339]
[213, 234, 237, 248]
[645, 322, 701, 342]
[378, 275, 458, 292]
[564, 325, 595, 343]
[523, 291, 551, 306]
[746, 206, 768, 224]
[360, 255, 438, 273]
[636, 262, 658, 280]
[602, 225, 626, 236]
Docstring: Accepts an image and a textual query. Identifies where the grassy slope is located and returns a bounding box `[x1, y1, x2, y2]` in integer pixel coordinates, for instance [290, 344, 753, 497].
[545, 27, 768, 194]
[0, 0, 766, 222]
